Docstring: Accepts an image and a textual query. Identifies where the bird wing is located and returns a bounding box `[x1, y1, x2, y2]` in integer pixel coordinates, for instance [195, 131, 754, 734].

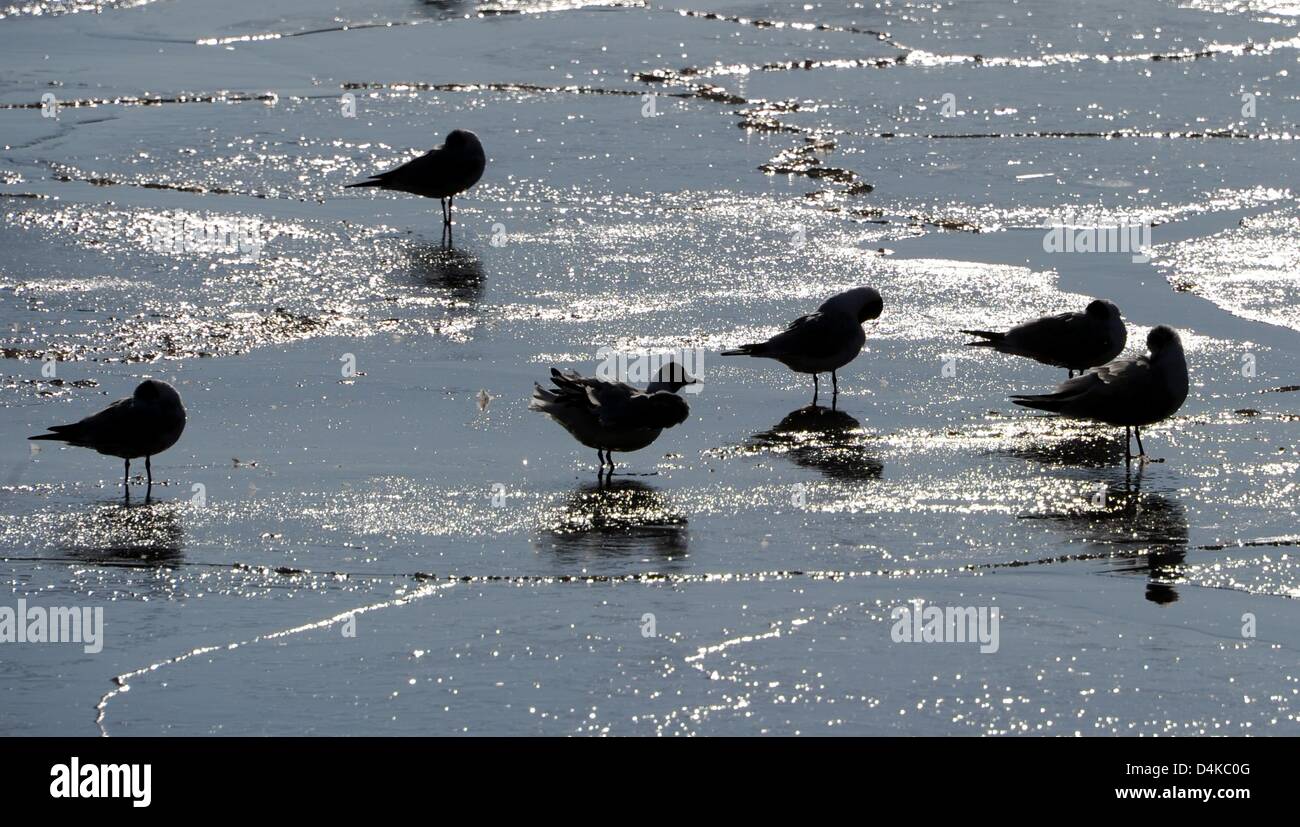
[1001, 311, 1087, 356]
[35, 398, 135, 449]
[589, 387, 689, 430]
[582, 381, 646, 428]
[540, 369, 686, 430]
[543, 369, 638, 411]
[370, 144, 447, 184]
[1084, 354, 1153, 399]
[1015, 354, 1151, 404]
[764, 311, 857, 360]
[545, 368, 603, 409]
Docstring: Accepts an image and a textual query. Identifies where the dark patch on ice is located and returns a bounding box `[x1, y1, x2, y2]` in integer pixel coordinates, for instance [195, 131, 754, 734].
[868, 129, 1296, 140]
[636, 70, 877, 196]
[673, 8, 894, 43]
[0, 377, 100, 398]
[52, 170, 248, 198]
[912, 216, 981, 233]
[347, 80, 641, 97]
[192, 1, 647, 44]
[0, 92, 282, 110]
[0, 0, 163, 20]
[1200, 536, 1300, 552]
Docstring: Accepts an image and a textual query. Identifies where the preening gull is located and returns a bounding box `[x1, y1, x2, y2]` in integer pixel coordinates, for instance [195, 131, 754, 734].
[29, 379, 187, 499]
[530, 361, 696, 475]
[1011, 325, 1188, 462]
[962, 299, 1126, 378]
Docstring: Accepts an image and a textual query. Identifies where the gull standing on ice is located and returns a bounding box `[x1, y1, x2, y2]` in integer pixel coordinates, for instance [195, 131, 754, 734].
[530, 361, 696, 476]
[1010, 325, 1188, 462]
[721, 286, 883, 406]
[28, 379, 187, 499]
[346, 129, 486, 239]
[961, 299, 1126, 377]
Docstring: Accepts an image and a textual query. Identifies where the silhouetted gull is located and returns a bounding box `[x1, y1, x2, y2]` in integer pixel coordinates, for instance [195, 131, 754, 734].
[29, 379, 186, 499]
[530, 361, 696, 475]
[962, 299, 1126, 377]
[346, 129, 486, 235]
[1011, 326, 1188, 462]
[721, 286, 883, 406]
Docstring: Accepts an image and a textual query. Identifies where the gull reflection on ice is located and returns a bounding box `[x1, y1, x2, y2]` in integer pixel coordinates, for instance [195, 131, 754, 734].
[538, 478, 688, 559]
[750, 405, 883, 482]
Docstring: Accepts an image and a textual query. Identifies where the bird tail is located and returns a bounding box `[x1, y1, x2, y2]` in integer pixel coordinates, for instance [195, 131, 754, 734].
[528, 384, 558, 413]
[28, 424, 77, 442]
[530, 377, 587, 414]
[544, 368, 596, 402]
[721, 343, 768, 357]
[344, 179, 384, 188]
[960, 329, 1005, 347]
[1009, 393, 1069, 413]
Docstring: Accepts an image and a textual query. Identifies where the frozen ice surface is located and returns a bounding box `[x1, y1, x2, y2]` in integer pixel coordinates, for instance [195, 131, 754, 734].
[1, 0, 1297, 735]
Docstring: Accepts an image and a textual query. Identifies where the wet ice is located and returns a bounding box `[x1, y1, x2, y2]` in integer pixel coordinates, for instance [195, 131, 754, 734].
[1, 0, 1298, 735]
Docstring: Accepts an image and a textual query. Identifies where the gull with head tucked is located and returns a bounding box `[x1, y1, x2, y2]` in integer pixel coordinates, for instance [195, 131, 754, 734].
[29, 379, 187, 499]
[1010, 325, 1189, 462]
[962, 299, 1126, 378]
[530, 361, 697, 476]
[721, 286, 883, 406]
[346, 128, 486, 239]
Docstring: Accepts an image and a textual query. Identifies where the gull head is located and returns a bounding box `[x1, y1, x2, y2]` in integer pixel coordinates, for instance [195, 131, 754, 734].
[134, 378, 183, 409]
[643, 392, 691, 428]
[445, 129, 482, 151]
[1085, 299, 1120, 320]
[646, 360, 699, 395]
[1146, 325, 1182, 354]
[856, 287, 884, 323]
[822, 286, 883, 323]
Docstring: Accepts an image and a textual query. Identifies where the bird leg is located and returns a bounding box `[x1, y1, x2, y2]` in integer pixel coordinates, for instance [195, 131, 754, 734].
[448, 196, 454, 227]
[831, 370, 839, 409]
[123, 458, 131, 500]
[598, 449, 618, 477]
[1123, 426, 1132, 464]
[1134, 426, 1147, 462]
[1067, 369, 1075, 379]
[811, 374, 819, 406]
[146, 456, 153, 501]
[439, 199, 452, 247]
